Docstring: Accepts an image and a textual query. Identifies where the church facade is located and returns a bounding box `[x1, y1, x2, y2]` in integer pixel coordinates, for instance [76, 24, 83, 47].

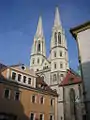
[30, 7, 84, 120]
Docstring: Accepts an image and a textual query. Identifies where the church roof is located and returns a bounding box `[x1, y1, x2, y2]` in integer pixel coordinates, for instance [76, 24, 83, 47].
[59, 69, 82, 86]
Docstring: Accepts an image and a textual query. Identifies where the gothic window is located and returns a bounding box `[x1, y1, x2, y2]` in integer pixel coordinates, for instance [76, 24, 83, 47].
[60, 51, 62, 57]
[54, 32, 57, 45]
[53, 74, 57, 81]
[70, 88, 76, 118]
[58, 32, 61, 44]
[54, 63, 56, 69]
[54, 51, 56, 57]
[37, 42, 41, 52]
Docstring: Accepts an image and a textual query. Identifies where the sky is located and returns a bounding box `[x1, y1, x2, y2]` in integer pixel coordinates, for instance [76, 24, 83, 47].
[0, 0, 90, 71]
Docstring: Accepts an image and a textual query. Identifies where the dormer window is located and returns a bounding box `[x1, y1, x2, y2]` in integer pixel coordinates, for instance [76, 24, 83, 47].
[58, 32, 61, 44]
[54, 32, 57, 45]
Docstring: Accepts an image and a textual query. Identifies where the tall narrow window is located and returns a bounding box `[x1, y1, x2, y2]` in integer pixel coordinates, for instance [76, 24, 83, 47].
[23, 76, 26, 83]
[54, 51, 56, 57]
[40, 96, 44, 104]
[53, 74, 57, 81]
[54, 63, 56, 69]
[32, 95, 35, 103]
[50, 98, 54, 106]
[54, 32, 57, 45]
[60, 51, 62, 57]
[37, 58, 40, 64]
[58, 32, 61, 44]
[28, 78, 31, 84]
[38, 42, 41, 52]
[30, 113, 34, 120]
[18, 74, 21, 81]
[70, 88, 76, 119]
[50, 115, 53, 120]
[32, 58, 35, 64]
[4, 89, 10, 99]
[12, 72, 16, 80]
[14, 91, 20, 101]
[40, 114, 44, 120]
[60, 63, 63, 68]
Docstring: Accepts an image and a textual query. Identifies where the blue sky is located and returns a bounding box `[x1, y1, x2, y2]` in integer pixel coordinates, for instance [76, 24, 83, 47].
[0, 0, 90, 71]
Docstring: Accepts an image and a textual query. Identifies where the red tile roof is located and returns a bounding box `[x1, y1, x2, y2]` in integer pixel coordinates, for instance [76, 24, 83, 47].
[59, 69, 82, 86]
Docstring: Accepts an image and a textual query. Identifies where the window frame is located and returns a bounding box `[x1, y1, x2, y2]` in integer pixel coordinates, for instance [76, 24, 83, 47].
[31, 95, 36, 103]
[4, 88, 11, 99]
[14, 91, 20, 101]
[30, 113, 35, 120]
[11, 71, 16, 80]
[17, 74, 21, 82]
[39, 113, 44, 120]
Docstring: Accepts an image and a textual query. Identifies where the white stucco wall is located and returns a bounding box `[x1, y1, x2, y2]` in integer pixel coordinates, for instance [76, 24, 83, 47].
[77, 28, 90, 101]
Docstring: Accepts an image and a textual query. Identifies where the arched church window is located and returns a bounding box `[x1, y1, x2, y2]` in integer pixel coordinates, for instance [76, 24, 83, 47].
[58, 32, 61, 44]
[70, 88, 76, 118]
[54, 32, 57, 45]
[37, 42, 41, 52]
[53, 74, 57, 81]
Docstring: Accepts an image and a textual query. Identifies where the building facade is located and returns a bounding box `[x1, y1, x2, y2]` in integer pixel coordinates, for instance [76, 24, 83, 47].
[30, 7, 69, 120]
[0, 63, 58, 120]
[70, 21, 90, 120]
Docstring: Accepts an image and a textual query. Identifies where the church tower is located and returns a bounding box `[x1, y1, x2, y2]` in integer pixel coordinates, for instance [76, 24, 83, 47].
[50, 7, 69, 85]
[30, 16, 46, 71]
[50, 7, 69, 120]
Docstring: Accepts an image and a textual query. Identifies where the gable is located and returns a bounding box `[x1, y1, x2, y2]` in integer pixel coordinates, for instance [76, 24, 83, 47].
[59, 69, 82, 86]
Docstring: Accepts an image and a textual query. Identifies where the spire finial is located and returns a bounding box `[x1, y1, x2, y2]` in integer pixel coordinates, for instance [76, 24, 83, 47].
[36, 16, 43, 37]
[54, 7, 62, 27]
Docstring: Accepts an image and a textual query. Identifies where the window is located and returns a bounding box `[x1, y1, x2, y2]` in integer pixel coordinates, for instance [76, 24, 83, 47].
[53, 74, 57, 81]
[58, 32, 61, 44]
[18, 74, 21, 81]
[50, 115, 53, 120]
[37, 58, 39, 64]
[14, 91, 20, 101]
[60, 51, 62, 57]
[30, 113, 34, 120]
[4, 89, 10, 99]
[32, 59, 35, 64]
[50, 99, 54, 106]
[38, 42, 41, 52]
[40, 96, 44, 104]
[54, 32, 57, 45]
[32, 95, 35, 103]
[12, 72, 16, 80]
[21, 65, 26, 70]
[70, 88, 76, 116]
[23, 76, 26, 83]
[40, 114, 44, 120]
[60, 63, 63, 68]
[54, 51, 56, 57]
[54, 63, 56, 69]
[28, 78, 31, 84]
